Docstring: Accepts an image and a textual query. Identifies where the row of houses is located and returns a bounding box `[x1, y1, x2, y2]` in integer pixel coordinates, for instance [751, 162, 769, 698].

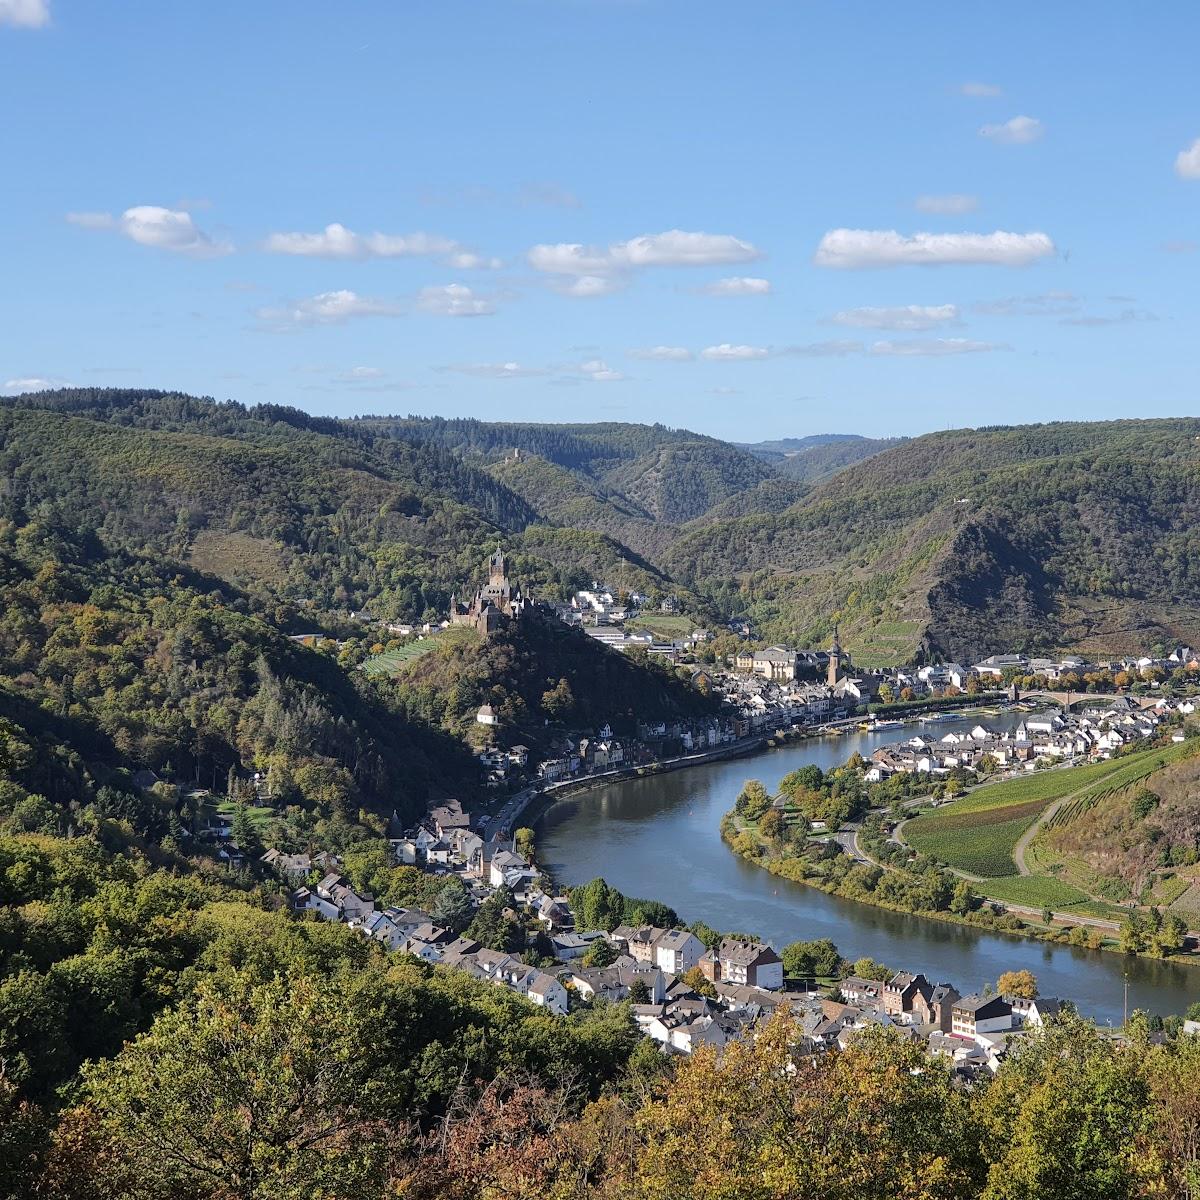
[868, 699, 1180, 780]
[264, 795, 1098, 1076]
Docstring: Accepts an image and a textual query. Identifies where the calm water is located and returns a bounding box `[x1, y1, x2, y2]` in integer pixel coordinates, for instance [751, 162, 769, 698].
[538, 712, 1200, 1025]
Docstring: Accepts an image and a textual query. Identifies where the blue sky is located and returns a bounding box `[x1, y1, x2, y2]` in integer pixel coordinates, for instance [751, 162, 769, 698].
[2, 0, 1198, 441]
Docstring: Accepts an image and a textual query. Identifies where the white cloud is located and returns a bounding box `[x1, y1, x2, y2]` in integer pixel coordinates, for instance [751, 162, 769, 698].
[628, 346, 694, 361]
[814, 228, 1055, 269]
[1163, 239, 1198, 254]
[617, 231, 760, 268]
[1175, 138, 1200, 180]
[831, 304, 959, 331]
[416, 284, 495, 317]
[442, 362, 547, 379]
[698, 276, 772, 296]
[578, 359, 624, 382]
[120, 206, 229, 255]
[960, 81, 1002, 97]
[264, 222, 459, 259]
[979, 115, 1044, 145]
[68, 206, 230, 256]
[870, 338, 1008, 357]
[528, 229, 761, 283]
[915, 194, 979, 215]
[338, 366, 385, 381]
[3, 375, 65, 393]
[554, 274, 627, 298]
[700, 343, 770, 361]
[0, 0, 49, 28]
[447, 251, 504, 269]
[257, 289, 401, 326]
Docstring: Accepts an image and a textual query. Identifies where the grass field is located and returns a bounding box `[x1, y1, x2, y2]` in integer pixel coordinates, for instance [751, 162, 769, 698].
[212, 799, 276, 828]
[624, 613, 695, 638]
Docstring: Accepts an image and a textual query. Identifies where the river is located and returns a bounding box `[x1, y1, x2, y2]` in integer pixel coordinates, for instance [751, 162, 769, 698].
[537, 711, 1200, 1025]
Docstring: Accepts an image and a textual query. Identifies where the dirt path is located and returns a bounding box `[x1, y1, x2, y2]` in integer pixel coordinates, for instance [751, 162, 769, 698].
[1011, 783, 1092, 876]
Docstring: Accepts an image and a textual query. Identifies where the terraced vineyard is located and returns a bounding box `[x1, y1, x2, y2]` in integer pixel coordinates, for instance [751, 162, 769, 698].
[904, 753, 1167, 878]
[360, 628, 480, 676]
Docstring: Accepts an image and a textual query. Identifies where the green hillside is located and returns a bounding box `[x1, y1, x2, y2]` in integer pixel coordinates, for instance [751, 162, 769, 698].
[668, 419, 1200, 663]
[741, 433, 908, 484]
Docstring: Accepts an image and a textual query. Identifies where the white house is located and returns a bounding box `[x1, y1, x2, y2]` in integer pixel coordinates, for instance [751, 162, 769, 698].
[951, 995, 1013, 1041]
[653, 929, 705, 975]
[526, 971, 569, 1016]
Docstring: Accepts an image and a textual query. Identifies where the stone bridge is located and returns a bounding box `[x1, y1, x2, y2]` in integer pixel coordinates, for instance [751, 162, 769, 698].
[1020, 689, 1161, 711]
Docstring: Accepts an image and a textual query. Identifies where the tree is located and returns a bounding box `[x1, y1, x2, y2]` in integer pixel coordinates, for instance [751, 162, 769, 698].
[758, 808, 784, 842]
[466, 886, 523, 953]
[997, 969, 1038, 1000]
[230, 803, 262, 859]
[540, 678, 575, 721]
[976, 1015, 1149, 1200]
[513, 827, 536, 862]
[431, 880, 473, 933]
[628, 979, 651, 1005]
[734, 780, 771, 821]
[572, 877, 627, 932]
[781, 938, 842, 981]
[681, 965, 716, 998]
[950, 880, 978, 915]
[580, 939, 619, 969]
[58, 974, 389, 1199]
[633, 1016, 980, 1200]
[850, 957, 892, 982]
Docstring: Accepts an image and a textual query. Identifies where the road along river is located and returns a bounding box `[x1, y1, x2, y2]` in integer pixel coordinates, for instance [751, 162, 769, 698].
[537, 713, 1200, 1026]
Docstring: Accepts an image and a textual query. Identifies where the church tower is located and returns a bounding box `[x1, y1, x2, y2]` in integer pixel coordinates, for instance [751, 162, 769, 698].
[828, 624, 843, 687]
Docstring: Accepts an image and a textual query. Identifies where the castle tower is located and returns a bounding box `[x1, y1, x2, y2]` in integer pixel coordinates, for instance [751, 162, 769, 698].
[828, 624, 843, 687]
[489, 546, 507, 588]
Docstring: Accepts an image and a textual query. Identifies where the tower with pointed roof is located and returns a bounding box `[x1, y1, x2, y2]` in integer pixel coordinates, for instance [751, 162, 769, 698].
[828, 624, 843, 687]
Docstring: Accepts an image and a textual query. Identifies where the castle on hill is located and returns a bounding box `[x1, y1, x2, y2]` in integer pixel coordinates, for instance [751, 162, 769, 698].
[449, 547, 530, 635]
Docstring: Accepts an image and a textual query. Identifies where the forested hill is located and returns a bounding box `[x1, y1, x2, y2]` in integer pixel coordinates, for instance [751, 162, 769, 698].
[668, 419, 1200, 664]
[0, 388, 715, 830]
[359, 413, 783, 558]
[739, 433, 908, 484]
[11, 389, 1200, 668]
[0, 390, 675, 614]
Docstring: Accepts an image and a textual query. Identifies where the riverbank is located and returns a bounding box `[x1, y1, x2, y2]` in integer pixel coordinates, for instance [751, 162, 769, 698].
[720, 798, 1200, 967]
[497, 734, 769, 834]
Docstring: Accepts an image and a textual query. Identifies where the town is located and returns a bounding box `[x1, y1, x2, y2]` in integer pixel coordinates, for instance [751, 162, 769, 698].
[347, 555, 1200, 799]
[266, 789, 1200, 1077]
